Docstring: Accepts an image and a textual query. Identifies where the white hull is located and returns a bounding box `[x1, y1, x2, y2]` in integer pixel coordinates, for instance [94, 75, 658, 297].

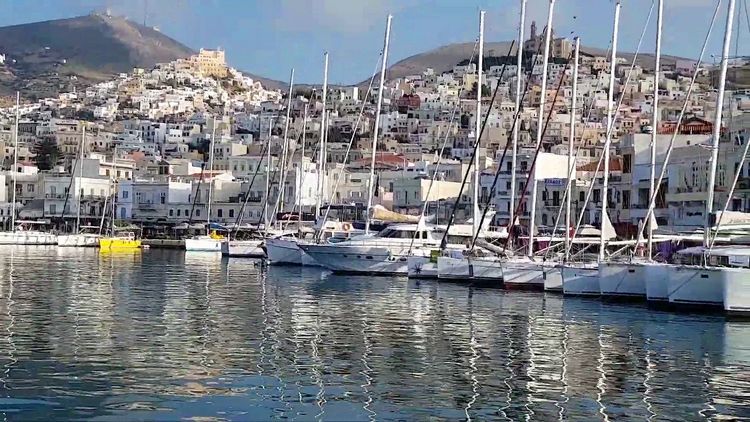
[502, 258, 546, 290]
[185, 237, 223, 252]
[598, 261, 646, 298]
[221, 239, 265, 257]
[562, 263, 600, 296]
[544, 265, 564, 292]
[436, 256, 503, 281]
[722, 267, 750, 314]
[266, 237, 317, 266]
[667, 265, 723, 307]
[301, 243, 429, 275]
[0, 231, 57, 245]
[643, 262, 670, 302]
[408, 255, 438, 279]
[57, 234, 100, 247]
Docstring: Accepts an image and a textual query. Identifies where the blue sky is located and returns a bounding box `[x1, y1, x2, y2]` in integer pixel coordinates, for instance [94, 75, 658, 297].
[0, 0, 743, 84]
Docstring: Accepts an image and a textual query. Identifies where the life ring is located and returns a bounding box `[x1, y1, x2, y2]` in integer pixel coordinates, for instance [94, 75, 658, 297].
[342, 223, 352, 231]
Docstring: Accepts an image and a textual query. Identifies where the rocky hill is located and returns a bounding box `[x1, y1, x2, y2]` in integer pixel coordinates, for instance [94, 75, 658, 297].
[359, 41, 692, 85]
[0, 13, 196, 99]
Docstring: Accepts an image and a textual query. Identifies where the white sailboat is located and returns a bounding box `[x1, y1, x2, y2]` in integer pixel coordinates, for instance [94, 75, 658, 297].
[267, 55, 328, 266]
[563, 1, 621, 297]
[599, 1, 662, 298]
[185, 116, 224, 252]
[665, 0, 736, 308]
[58, 123, 100, 247]
[0, 92, 56, 246]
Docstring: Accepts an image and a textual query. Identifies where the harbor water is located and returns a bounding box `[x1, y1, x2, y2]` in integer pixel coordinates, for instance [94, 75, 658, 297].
[0, 247, 747, 420]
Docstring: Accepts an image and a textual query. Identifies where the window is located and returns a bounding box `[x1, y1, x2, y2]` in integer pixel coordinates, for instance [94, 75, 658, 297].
[117, 170, 121, 178]
[622, 190, 630, 209]
[160, 193, 166, 204]
[196, 209, 201, 217]
[579, 191, 585, 202]
[50, 204, 57, 214]
[169, 209, 174, 217]
[123, 191, 129, 199]
[27, 184, 34, 193]
[177, 209, 181, 217]
[229, 209, 234, 218]
[120, 207, 126, 219]
[218, 209, 223, 218]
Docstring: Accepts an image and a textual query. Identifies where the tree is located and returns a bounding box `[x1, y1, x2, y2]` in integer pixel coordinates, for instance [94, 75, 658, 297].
[32, 137, 61, 171]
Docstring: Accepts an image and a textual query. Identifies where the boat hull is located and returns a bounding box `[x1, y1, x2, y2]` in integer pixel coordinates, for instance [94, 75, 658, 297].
[266, 237, 317, 266]
[221, 239, 265, 258]
[57, 234, 100, 247]
[502, 259, 546, 290]
[667, 265, 723, 308]
[99, 238, 142, 250]
[0, 231, 57, 245]
[185, 237, 223, 252]
[562, 264, 600, 296]
[598, 261, 646, 298]
[300, 243, 423, 275]
[544, 265, 564, 292]
[722, 267, 750, 315]
[408, 255, 438, 279]
[436, 256, 503, 282]
[644, 262, 670, 303]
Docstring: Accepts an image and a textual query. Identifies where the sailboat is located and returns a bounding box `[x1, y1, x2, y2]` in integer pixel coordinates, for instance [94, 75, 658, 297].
[561, 1, 622, 296]
[98, 146, 141, 250]
[0, 92, 57, 245]
[185, 116, 225, 252]
[664, 0, 739, 308]
[58, 123, 100, 247]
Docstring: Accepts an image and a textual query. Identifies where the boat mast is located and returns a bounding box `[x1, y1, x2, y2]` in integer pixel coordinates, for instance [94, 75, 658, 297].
[648, 0, 663, 259]
[528, 0, 555, 257]
[75, 123, 86, 233]
[110, 145, 117, 236]
[10, 92, 19, 232]
[473, 10, 485, 237]
[315, 53, 329, 221]
[565, 37, 580, 262]
[599, 1, 621, 262]
[206, 116, 217, 235]
[272, 68, 296, 227]
[298, 103, 308, 225]
[365, 14, 393, 235]
[704, 0, 736, 248]
[510, 0, 527, 230]
[264, 117, 273, 230]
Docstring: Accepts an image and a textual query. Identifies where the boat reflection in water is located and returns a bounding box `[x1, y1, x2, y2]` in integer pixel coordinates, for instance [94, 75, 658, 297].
[0, 248, 746, 420]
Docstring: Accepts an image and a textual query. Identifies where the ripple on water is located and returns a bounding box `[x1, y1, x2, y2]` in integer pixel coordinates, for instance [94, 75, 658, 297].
[0, 248, 746, 420]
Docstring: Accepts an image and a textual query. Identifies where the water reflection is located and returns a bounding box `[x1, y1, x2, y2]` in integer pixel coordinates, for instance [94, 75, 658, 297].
[0, 248, 746, 420]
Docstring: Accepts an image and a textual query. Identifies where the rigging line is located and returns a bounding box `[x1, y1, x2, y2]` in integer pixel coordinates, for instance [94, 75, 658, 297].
[406, 39, 480, 254]
[438, 39, 517, 250]
[544, 0, 655, 261]
[233, 133, 272, 235]
[315, 53, 382, 241]
[502, 48, 574, 255]
[629, 0, 723, 256]
[469, 34, 566, 252]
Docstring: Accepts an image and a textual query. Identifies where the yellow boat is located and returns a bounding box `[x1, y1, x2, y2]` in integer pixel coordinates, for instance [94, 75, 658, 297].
[99, 232, 142, 250]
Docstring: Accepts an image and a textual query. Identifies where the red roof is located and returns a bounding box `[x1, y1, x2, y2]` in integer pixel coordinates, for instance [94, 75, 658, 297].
[577, 157, 622, 172]
[353, 152, 410, 169]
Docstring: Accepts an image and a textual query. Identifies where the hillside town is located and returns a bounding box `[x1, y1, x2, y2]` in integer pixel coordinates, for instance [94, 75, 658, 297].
[0, 25, 748, 238]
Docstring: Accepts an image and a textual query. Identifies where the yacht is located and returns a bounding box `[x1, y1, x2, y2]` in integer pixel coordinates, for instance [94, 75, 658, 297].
[99, 231, 141, 250]
[299, 224, 445, 275]
[266, 221, 357, 265]
[0, 222, 57, 245]
[185, 230, 225, 252]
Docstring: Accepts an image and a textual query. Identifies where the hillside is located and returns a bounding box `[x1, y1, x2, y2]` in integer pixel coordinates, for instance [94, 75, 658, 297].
[359, 41, 692, 85]
[0, 13, 193, 99]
